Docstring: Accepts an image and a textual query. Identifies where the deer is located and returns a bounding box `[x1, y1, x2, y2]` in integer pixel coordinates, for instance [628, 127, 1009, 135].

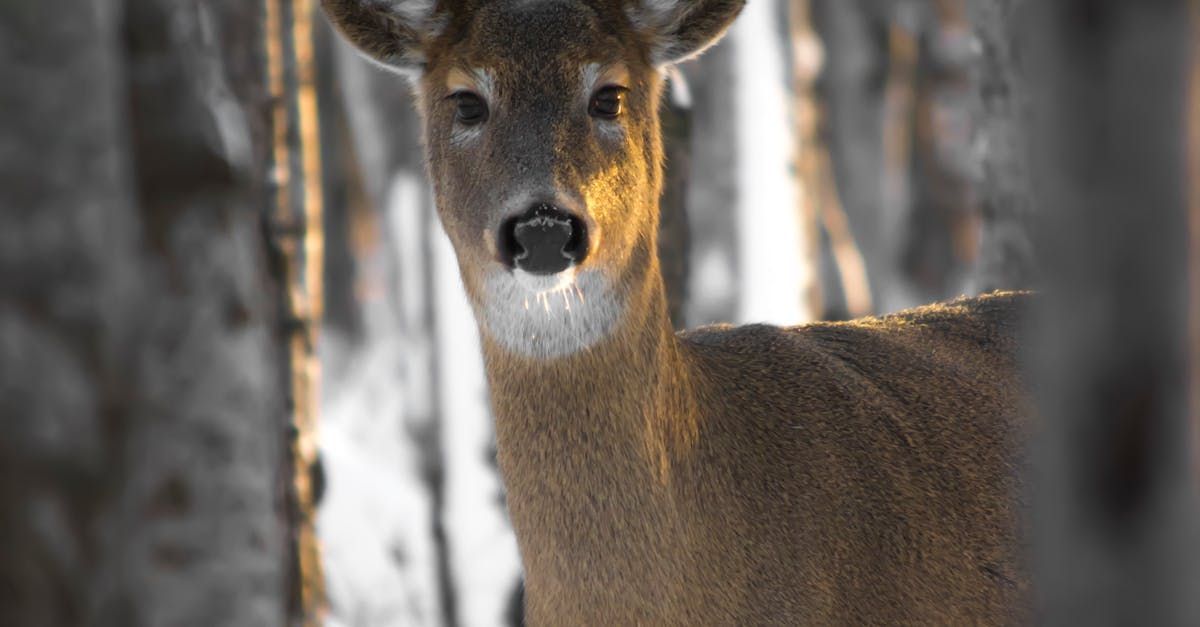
[323, 0, 1032, 623]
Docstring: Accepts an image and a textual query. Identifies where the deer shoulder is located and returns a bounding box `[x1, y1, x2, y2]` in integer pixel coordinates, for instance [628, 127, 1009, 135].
[673, 291, 1031, 623]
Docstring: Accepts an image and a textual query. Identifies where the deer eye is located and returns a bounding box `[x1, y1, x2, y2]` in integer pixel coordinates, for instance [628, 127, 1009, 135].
[589, 86, 627, 119]
[451, 91, 488, 125]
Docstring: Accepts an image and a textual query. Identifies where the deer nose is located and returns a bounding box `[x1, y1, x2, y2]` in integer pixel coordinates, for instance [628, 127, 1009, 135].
[498, 203, 589, 275]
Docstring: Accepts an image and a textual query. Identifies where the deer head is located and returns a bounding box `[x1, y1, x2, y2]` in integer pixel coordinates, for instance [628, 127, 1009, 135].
[324, 0, 743, 358]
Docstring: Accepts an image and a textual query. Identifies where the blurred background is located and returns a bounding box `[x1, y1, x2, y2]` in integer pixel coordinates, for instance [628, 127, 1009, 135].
[2, 0, 1198, 626]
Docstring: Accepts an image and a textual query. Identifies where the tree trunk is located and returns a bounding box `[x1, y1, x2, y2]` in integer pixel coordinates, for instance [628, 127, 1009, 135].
[658, 70, 694, 329]
[902, 0, 981, 302]
[731, 0, 817, 324]
[681, 41, 741, 327]
[811, 0, 899, 313]
[264, 0, 328, 620]
[965, 0, 1039, 292]
[0, 0, 290, 624]
[1030, 1, 1199, 622]
[791, 0, 876, 321]
[788, 0, 829, 319]
[1191, 0, 1200, 476]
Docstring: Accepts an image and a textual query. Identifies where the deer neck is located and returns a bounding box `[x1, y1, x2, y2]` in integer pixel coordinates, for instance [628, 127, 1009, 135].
[481, 247, 698, 589]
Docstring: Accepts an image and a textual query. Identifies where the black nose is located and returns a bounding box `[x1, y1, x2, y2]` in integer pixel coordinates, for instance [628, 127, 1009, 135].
[498, 204, 588, 275]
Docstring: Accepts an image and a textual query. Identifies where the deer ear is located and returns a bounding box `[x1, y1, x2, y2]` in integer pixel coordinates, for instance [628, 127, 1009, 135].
[321, 0, 443, 74]
[628, 0, 745, 67]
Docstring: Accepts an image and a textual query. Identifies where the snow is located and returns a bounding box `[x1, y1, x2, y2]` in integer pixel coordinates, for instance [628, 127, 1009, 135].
[319, 174, 443, 627]
[319, 396, 439, 626]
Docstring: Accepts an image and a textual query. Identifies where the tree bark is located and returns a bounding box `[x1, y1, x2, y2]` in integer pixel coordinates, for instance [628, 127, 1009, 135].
[791, 0, 878, 321]
[658, 70, 693, 329]
[0, 0, 289, 624]
[811, 0, 896, 313]
[681, 41, 741, 327]
[731, 0, 817, 324]
[964, 0, 1039, 292]
[789, 0, 829, 319]
[264, 0, 327, 621]
[902, 0, 981, 302]
[1191, 0, 1200, 477]
[1031, 1, 1199, 623]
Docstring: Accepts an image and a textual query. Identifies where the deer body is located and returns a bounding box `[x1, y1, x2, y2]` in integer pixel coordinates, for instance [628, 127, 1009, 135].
[325, 0, 1031, 622]
[490, 288, 1028, 624]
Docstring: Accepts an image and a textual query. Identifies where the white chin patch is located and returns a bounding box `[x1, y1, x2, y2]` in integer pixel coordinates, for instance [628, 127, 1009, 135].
[479, 267, 624, 359]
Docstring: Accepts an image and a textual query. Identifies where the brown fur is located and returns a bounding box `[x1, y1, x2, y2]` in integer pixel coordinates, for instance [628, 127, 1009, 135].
[488, 289, 1031, 624]
[324, 0, 1033, 623]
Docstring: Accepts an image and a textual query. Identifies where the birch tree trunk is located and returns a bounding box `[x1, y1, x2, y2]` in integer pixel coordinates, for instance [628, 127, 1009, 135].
[731, 0, 817, 325]
[0, 0, 290, 624]
[1031, 1, 1200, 622]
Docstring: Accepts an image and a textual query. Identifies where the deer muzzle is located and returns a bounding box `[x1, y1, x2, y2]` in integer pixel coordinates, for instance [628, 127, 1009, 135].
[499, 203, 589, 275]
